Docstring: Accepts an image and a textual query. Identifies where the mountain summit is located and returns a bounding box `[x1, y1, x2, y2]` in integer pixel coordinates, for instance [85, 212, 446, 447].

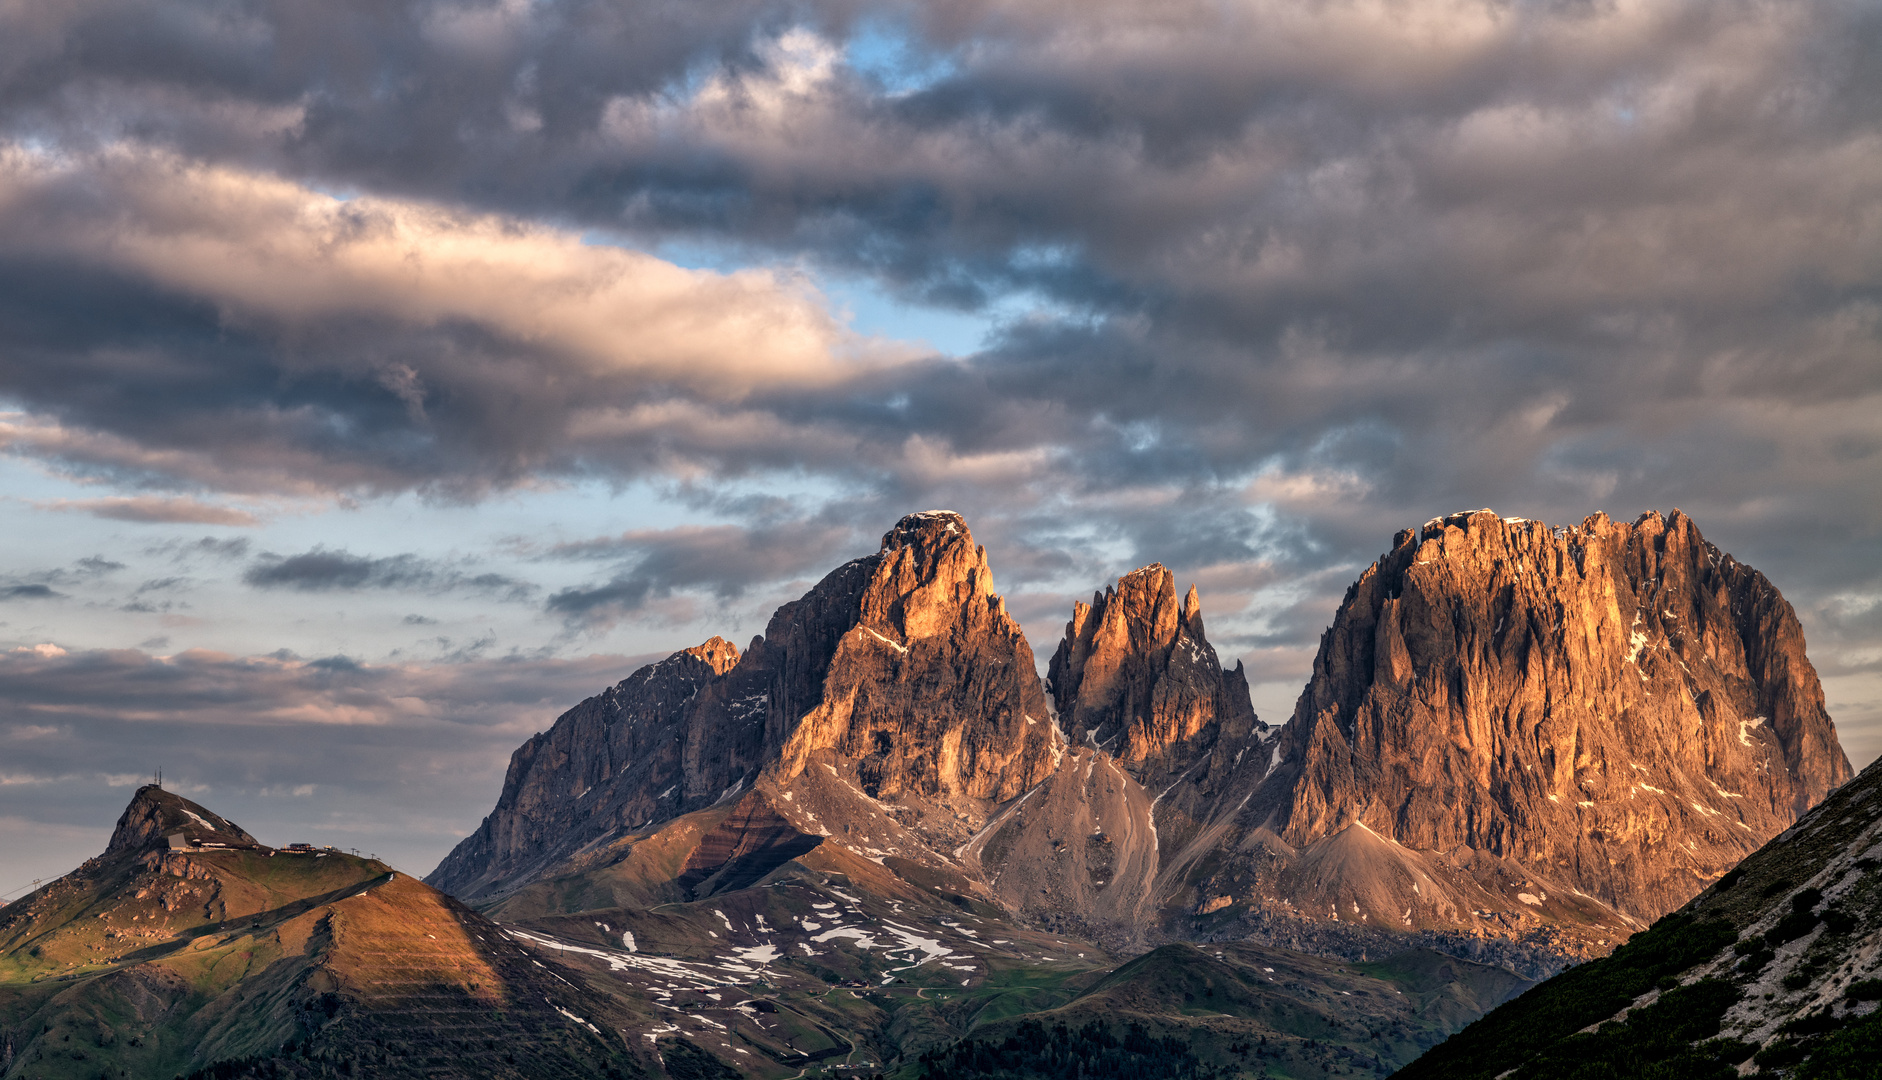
[430, 510, 1059, 902]
[0, 788, 634, 1079]
[1137, 509, 1853, 966]
[1267, 509, 1849, 917]
[105, 784, 257, 854]
[1047, 562, 1262, 784]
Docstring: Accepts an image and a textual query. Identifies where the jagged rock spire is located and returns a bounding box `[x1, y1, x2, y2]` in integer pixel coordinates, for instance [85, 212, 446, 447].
[1047, 564, 1256, 779]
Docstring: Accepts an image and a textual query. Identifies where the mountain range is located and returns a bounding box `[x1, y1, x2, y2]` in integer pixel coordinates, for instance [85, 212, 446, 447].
[435, 509, 1849, 965]
[0, 507, 1859, 1079]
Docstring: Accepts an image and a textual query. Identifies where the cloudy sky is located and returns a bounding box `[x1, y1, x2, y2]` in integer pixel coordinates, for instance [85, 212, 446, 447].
[2, 0, 1878, 893]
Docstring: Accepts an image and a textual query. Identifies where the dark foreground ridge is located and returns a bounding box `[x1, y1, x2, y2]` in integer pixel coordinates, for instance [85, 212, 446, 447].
[1395, 749, 1882, 1080]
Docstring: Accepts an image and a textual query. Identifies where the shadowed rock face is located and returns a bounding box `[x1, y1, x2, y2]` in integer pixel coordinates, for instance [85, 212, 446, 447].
[426, 638, 739, 899]
[1267, 509, 1851, 923]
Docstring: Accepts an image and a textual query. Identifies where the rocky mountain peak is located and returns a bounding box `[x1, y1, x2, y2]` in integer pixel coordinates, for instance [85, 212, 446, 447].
[1047, 563, 1254, 776]
[430, 511, 1058, 901]
[105, 784, 255, 855]
[681, 635, 740, 674]
[429, 505, 1851, 972]
[1271, 506, 1851, 923]
[855, 509, 996, 641]
[770, 510, 1054, 802]
[879, 508, 970, 549]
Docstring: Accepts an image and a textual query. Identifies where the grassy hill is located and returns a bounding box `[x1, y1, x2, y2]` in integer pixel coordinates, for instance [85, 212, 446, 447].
[0, 787, 639, 1080]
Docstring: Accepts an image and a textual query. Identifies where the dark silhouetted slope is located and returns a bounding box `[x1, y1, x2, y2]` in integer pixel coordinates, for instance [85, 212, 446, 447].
[1396, 749, 1882, 1080]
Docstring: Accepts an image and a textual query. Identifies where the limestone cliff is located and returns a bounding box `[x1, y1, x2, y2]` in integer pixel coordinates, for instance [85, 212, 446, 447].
[768, 511, 1057, 802]
[961, 564, 1265, 945]
[1174, 509, 1855, 955]
[1014, 510, 1851, 964]
[430, 507, 1851, 971]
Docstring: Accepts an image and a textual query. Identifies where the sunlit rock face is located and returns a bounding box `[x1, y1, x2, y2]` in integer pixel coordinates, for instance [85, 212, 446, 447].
[1047, 563, 1262, 787]
[1028, 510, 1852, 967]
[764, 510, 1058, 803]
[1267, 509, 1852, 924]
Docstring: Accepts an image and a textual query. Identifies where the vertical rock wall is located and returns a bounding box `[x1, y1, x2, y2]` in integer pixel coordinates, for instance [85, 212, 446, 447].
[1274, 509, 1851, 920]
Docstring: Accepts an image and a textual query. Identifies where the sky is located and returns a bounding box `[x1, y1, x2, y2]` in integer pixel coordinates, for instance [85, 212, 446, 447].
[1, 0, 1878, 895]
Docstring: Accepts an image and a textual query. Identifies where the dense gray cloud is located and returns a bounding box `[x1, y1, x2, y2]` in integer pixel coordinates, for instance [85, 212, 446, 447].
[244, 547, 536, 599]
[0, 584, 58, 600]
[0, 0, 1871, 588]
[544, 519, 868, 627]
[0, 2, 1871, 496]
[0, 6, 1874, 519]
